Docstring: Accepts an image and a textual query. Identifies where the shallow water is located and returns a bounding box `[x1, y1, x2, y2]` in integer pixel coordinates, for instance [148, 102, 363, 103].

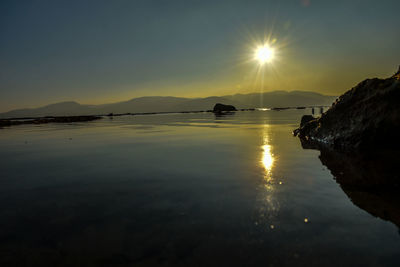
[0, 110, 399, 266]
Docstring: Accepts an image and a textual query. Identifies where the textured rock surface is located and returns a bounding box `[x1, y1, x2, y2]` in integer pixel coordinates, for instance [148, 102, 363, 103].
[295, 66, 400, 151]
[300, 115, 315, 127]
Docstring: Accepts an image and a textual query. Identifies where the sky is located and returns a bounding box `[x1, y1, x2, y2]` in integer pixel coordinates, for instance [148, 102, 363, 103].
[1, 0, 399, 112]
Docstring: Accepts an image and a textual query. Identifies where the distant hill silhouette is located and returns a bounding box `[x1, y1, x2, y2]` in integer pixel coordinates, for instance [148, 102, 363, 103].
[0, 91, 336, 118]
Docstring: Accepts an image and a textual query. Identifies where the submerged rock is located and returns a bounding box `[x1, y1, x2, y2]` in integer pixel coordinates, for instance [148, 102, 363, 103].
[295, 66, 400, 151]
[213, 103, 237, 113]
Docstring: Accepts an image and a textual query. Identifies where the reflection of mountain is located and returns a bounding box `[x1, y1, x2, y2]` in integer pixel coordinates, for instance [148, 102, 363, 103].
[316, 147, 400, 228]
[0, 91, 336, 118]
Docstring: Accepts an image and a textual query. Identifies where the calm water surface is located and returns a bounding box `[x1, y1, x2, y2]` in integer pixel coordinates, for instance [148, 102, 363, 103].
[0, 110, 399, 266]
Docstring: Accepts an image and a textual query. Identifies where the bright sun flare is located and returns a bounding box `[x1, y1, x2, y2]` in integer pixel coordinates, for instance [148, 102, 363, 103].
[255, 44, 274, 64]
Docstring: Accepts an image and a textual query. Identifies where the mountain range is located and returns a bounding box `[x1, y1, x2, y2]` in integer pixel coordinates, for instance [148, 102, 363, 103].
[0, 91, 336, 119]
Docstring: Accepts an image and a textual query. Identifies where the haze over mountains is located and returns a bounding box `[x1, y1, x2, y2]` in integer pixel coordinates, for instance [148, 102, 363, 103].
[0, 91, 336, 119]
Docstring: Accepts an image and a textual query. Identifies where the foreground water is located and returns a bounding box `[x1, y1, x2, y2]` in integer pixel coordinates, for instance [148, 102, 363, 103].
[0, 110, 399, 266]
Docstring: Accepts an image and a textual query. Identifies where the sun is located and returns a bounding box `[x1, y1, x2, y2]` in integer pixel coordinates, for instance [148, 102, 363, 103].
[255, 44, 274, 65]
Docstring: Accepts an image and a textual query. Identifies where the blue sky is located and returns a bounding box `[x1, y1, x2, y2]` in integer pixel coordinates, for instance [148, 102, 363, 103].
[1, 0, 399, 111]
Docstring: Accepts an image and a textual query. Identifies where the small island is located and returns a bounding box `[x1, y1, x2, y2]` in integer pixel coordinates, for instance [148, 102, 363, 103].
[213, 103, 237, 114]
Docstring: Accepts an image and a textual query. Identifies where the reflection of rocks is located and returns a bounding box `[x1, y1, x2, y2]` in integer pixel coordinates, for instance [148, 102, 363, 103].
[214, 111, 235, 118]
[342, 189, 400, 229]
[316, 147, 400, 228]
[295, 66, 400, 151]
[318, 149, 399, 189]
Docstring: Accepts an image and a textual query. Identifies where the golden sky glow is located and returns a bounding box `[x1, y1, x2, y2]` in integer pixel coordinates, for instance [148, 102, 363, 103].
[0, 1, 399, 112]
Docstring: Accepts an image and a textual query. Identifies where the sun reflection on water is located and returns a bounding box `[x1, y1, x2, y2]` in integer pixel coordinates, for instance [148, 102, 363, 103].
[255, 125, 280, 227]
[262, 144, 274, 175]
[261, 125, 275, 183]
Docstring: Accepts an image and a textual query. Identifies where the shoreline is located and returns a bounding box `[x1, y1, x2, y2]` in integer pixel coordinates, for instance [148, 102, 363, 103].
[0, 115, 102, 128]
[0, 105, 331, 128]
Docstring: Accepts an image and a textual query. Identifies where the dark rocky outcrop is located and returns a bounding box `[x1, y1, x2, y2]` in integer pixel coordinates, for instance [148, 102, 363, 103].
[295, 66, 400, 151]
[300, 115, 315, 127]
[213, 103, 237, 113]
[296, 67, 400, 226]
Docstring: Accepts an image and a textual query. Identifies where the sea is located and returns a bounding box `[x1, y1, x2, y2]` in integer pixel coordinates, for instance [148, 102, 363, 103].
[0, 109, 399, 266]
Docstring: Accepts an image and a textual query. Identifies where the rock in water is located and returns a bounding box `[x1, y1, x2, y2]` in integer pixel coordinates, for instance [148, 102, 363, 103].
[300, 115, 315, 127]
[393, 65, 400, 80]
[293, 115, 316, 136]
[213, 103, 237, 113]
[295, 66, 400, 151]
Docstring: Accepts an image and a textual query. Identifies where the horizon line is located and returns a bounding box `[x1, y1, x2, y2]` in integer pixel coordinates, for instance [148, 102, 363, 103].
[1, 89, 337, 113]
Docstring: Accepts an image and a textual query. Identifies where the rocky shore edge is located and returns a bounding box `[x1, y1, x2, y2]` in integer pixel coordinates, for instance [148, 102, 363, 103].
[294, 66, 400, 152]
